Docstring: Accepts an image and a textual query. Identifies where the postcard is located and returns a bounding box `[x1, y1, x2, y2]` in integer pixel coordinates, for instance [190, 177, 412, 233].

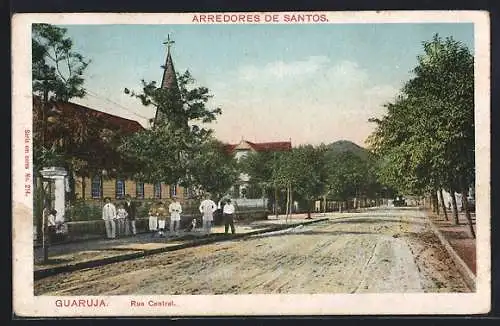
[12, 11, 490, 317]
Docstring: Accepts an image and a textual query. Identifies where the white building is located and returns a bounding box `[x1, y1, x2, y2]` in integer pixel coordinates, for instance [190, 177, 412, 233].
[224, 139, 292, 207]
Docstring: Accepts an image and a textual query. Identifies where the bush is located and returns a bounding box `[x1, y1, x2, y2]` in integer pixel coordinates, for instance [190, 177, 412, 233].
[65, 201, 102, 221]
[136, 200, 154, 218]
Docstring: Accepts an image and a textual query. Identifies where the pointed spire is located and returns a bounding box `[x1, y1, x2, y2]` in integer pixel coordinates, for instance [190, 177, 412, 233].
[154, 34, 180, 126]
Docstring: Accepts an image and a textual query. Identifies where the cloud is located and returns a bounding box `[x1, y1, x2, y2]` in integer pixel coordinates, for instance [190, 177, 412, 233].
[210, 56, 401, 145]
[238, 56, 330, 81]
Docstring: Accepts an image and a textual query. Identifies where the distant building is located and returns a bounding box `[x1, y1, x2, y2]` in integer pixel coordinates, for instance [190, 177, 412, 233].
[224, 139, 292, 200]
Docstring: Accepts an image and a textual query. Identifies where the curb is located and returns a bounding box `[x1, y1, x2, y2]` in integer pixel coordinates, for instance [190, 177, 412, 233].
[426, 216, 476, 292]
[34, 218, 328, 280]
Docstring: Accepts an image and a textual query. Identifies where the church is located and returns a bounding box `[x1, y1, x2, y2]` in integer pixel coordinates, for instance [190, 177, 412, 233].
[36, 36, 291, 205]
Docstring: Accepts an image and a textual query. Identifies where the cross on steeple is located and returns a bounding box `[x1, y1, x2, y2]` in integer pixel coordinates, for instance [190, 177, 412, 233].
[163, 34, 175, 54]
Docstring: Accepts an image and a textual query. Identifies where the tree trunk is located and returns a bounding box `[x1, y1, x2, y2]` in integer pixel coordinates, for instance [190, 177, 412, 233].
[307, 200, 312, 219]
[435, 191, 441, 215]
[274, 186, 279, 219]
[461, 189, 476, 239]
[35, 176, 44, 242]
[81, 175, 86, 200]
[438, 189, 448, 221]
[323, 195, 327, 213]
[450, 189, 459, 225]
[43, 209, 49, 263]
[285, 183, 290, 224]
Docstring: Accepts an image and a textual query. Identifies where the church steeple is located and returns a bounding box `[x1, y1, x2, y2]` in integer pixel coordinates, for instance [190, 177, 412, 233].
[154, 34, 180, 125]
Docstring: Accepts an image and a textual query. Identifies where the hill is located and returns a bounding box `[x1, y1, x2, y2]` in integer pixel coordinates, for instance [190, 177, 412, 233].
[326, 140, 373, 161]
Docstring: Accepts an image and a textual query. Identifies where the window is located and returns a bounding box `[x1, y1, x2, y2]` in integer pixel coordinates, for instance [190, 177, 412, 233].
[115, 179, 125, 199]
[183, 186, 189, 198]
[136, 182, 144, 199]
[170, 184, 177, 197]
[154, 182, 162, 199]
[91, 175, 102, 199]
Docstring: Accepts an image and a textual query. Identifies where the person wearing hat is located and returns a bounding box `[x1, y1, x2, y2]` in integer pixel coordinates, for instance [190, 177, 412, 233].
[148, 202, 158, 237]
[168, 196, 182, 236]
[102, 197, 117, 239]
[223, 199, 237, 234]
[199, 194, 217, 235]
[156, 201, 168, 237]
[124, 194, 137, 235]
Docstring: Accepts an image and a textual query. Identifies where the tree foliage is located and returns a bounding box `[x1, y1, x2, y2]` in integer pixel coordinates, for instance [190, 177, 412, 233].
[119, 70, 225, 189]
[32, 23, 90, 102]
[187, 139, 239, 198]
[32, 23, 91, 170]
[240, 141, 382, 213]
[366, 34, 475, 236]
[367, 34, 474, 196]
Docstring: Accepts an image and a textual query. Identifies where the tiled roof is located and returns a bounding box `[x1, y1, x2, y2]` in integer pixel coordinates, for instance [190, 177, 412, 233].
[224, 140, 292, 154]
[224, 144, 238, 153]
[33, 97, 144, 133]
[249, 141, 292, 151]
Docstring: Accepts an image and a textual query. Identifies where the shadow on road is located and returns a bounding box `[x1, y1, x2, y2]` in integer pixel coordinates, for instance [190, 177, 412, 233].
[328, 217, 426, 226]
[234, 229, 378, 242]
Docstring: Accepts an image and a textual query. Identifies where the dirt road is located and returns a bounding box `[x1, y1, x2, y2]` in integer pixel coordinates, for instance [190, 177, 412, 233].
[35, 208, 471, 295]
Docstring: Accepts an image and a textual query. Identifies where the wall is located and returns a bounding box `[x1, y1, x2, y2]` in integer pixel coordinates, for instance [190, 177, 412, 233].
[74, 176, 186, 201]
[62, 209, 268, 239]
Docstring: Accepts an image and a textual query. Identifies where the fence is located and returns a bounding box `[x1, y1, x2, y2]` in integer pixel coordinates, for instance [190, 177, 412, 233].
[34, 209, 268, 243]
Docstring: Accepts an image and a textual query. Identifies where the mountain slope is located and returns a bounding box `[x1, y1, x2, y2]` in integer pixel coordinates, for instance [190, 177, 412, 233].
[326, 140, 372, 161]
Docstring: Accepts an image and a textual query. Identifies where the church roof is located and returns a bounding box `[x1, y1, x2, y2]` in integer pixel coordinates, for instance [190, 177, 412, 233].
[154, 36, 180, 125]
[161, 50, 178, 91]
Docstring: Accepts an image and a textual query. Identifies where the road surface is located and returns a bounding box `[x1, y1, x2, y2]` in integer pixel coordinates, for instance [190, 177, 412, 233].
[35, 207, 471, 295]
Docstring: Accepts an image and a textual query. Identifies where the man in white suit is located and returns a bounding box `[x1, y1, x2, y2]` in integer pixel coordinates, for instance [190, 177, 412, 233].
[199, 195, 217, 235]
[168, 196, 182, 236]
[102, 197, 116, 239]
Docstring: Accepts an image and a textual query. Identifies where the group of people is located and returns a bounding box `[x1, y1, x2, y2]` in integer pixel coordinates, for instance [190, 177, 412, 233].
[198, 196, 237, 235]
[147, 197, 183, 237]
[102, 194, 137, 239]
[102, 194, 238, 240]
[42, 205, 66, 243]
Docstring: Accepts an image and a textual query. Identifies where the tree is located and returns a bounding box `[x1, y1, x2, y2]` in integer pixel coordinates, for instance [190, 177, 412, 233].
[273, 145, 327, 219]
[187, 139, 239, 199]
[367, 34, 475, 237]
[324, 150, 367, 210]
[32, 23, 90, 260]
[119, 70, 222, 188]
[239, 151, 280, 211]
[33, 24, 90, 150]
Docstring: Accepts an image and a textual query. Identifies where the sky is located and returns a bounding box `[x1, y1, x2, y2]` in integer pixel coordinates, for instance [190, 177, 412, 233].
[59, 23, 474, 147]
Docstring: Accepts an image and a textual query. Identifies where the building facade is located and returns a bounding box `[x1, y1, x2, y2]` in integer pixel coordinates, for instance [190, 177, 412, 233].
[225, 139, 292, 202]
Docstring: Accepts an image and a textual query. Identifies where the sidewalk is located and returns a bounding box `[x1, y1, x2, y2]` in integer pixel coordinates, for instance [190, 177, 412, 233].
[427, 210, 476, 275]
[34, 217, 329, 279]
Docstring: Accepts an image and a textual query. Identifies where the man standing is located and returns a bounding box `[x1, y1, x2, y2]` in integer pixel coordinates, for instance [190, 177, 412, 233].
[102, 197, 116, 239]
[168, 196, 182, 236]
[223, 199, 236, 234]
[148, 203, 158, 238]
[124, 194, 137, 235]
[199, 195, 217, 235]
[115, 203, 128, 238]
[157, 201, 167, 237]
